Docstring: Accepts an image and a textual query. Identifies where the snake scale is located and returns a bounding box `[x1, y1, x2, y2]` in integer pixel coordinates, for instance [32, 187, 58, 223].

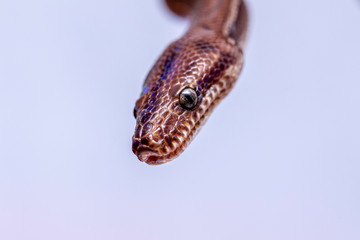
[132, 0, 248, 165]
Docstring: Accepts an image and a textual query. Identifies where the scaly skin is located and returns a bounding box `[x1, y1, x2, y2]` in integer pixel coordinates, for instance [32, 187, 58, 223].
[132, 0, 248, 165]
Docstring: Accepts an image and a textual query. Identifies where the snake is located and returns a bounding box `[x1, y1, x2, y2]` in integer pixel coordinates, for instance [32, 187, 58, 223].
[132, 0, 248, 165]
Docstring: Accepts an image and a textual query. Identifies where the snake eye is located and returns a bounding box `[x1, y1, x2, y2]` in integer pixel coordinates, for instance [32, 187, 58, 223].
[133, 108, 137, 119]
[179, 87, 198, 110]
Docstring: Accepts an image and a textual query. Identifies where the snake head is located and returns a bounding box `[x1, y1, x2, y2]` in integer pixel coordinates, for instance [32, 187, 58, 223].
[132, 33, 243, 165]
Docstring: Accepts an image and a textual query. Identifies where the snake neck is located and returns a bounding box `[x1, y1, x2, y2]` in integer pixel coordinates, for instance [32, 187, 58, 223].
[166, 0, 248, 48]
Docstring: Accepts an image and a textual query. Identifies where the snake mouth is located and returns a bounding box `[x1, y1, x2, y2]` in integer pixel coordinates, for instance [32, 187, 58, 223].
[133, 142, 169, 165]
[138, 151, 171, 165]
[137, 150, 161, 165]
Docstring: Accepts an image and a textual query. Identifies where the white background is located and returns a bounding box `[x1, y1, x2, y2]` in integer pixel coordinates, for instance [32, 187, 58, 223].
[1, 0, 360, 239]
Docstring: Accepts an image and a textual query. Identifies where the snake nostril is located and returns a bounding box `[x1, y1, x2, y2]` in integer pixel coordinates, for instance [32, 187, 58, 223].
[132, 140, 140, 149]
[140, 138, 149, 145]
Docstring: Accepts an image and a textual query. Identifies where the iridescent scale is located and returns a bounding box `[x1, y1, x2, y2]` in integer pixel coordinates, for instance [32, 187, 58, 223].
[132, 0, 248, 165]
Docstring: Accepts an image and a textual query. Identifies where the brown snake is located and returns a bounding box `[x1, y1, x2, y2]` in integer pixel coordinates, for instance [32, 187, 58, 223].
[132, 0, 248, 165]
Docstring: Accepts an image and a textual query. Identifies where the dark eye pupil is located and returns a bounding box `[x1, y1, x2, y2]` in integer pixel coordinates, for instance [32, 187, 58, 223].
[179, 87, 198, 110]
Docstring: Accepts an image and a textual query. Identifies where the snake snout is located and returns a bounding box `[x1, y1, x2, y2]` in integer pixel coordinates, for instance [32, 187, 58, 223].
[137, 150, 162, 165]
[132, 140, 166, 165]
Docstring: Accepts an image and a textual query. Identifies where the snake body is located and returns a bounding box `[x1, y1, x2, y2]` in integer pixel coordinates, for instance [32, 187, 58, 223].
[132, 0, 248, 165]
